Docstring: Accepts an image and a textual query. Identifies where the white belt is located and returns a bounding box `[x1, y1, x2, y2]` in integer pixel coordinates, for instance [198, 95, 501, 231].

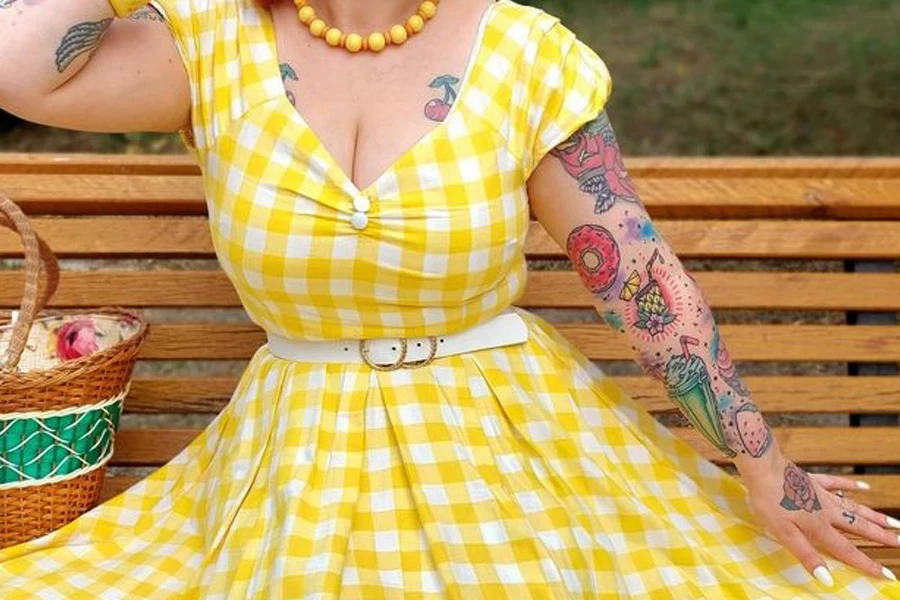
[265, 311, 529, 371]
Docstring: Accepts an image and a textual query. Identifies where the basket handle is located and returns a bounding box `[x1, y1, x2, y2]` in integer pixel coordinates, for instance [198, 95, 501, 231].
[0, 195, 60, 373]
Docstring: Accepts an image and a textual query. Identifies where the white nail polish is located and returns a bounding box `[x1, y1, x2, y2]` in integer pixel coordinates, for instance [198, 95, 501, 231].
[883, 566, 898, 582]
[813, 565, 834, 587]
[856, 480, 871, 490]
[888, 516, 900, 529]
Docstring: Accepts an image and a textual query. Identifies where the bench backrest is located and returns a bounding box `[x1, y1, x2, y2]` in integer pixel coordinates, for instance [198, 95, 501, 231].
[1, 154, 898, 522]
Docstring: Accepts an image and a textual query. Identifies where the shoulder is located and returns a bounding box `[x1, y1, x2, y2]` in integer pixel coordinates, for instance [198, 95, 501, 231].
[487, 1, 590, 63]
[485, 1, 612, 177]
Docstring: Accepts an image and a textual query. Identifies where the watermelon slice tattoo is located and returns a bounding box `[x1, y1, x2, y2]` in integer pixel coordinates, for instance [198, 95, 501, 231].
[734, 404, 773, 458]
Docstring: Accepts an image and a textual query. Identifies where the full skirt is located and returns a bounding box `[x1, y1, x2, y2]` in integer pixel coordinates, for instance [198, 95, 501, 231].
[1, 308, 898, 599]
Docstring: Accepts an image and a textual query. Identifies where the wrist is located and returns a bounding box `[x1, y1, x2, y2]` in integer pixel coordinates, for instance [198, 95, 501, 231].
[732, 442, 786, 478]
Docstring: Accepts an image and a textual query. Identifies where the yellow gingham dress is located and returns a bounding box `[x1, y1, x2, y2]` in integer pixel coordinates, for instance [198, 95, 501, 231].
[2, 1, 899, 598]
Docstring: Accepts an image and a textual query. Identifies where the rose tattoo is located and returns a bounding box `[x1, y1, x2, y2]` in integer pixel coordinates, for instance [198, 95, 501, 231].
[779, 462, 822, 513]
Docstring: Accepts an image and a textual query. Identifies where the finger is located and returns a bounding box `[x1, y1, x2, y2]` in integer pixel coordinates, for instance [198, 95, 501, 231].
[832, 505, 900, 549]
[771, 522, 834, 587]
[830, 494, 900, 535]
[812, 522, 894, 581]
[811, 473, 870, 492]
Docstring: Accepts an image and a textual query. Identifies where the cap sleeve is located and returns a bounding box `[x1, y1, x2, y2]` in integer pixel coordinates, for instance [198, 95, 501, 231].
[147, 0, 209, 156]
[517, 21, 613, 178]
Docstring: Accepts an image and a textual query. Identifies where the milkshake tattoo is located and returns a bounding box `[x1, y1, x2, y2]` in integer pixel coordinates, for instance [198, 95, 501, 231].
[550, 112, 639, 214]
[663, 336, 737, 458]
[55, 18, 112, 72]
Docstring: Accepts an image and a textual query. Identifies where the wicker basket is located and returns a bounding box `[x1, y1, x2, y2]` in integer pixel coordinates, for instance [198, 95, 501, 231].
[0, 195, 149, 549]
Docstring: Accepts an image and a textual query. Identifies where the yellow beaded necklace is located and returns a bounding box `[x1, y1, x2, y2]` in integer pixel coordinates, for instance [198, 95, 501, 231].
[294, 0, 440, 54]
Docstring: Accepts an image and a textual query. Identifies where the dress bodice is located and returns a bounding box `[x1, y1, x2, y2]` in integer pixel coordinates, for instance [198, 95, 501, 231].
[149, 0, 611, 340]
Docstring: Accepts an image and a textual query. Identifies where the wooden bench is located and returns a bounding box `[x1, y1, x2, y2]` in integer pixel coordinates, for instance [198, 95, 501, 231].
[1, 153, 898, 569]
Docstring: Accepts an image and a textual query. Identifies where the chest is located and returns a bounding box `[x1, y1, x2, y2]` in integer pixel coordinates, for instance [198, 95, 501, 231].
[269, 1, 490, 192]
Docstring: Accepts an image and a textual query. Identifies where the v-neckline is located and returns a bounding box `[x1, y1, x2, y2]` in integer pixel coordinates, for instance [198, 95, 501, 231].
[259, 0, 501, 199]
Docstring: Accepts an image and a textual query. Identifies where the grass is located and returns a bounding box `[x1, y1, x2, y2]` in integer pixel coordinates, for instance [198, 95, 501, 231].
[1, 0, 898, 155]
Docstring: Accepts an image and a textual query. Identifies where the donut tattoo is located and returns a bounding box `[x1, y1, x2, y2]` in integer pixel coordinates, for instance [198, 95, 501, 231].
[567, 224, 621, 295]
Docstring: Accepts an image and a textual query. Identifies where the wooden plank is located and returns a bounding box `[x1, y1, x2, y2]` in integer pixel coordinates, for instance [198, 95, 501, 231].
[6, 270, 900, 311]
[98, 473, 900, 514]
[0, 174, 207, 215]
[124, 323, 900, 362]
[523, 221, 900, 260]
[5, 218, 900, 259]
[125, 376, 900, 415]
[127, 377, 238, 413]
[108, 427, 900, 467]
[615, 376, 900, 414]
[0, 217, 212, 257]
[3, 154, 899, 178]
[0, 271, 239, 308]
[632, 178, 900, 219]
[621, 157, 900, 179]
[6, 176, 900, 219]
[0, 153, 199, 176]
[519, 272, 900, 312]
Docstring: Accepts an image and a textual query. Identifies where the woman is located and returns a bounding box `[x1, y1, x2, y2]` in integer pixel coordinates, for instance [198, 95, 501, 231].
[0, 0, 898, 597]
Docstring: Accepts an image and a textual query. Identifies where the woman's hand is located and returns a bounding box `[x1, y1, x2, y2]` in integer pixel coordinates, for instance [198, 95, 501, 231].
[742, 452, 900, 586]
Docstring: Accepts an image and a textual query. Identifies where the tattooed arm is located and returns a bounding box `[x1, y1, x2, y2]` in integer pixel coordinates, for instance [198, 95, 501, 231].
[0, 1, 188, 134]
[527, 111, 900, 585]
[529, 112, 776, 470]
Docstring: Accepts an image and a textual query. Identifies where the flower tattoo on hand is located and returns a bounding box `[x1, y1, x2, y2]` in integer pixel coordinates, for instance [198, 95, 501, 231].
[779, 462, 822, 513]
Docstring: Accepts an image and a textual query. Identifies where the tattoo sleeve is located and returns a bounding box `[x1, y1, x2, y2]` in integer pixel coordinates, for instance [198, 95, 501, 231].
[554, 112, 775, 462]
[55, 17, 112, 73]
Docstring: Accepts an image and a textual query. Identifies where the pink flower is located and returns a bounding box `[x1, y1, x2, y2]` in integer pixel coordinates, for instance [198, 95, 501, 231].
[56, 319, 99, 361]
[647, 314, 667, 337]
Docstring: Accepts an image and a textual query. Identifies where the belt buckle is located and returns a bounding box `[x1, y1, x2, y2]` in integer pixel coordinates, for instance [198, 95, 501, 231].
[403, 336, 438, 369]
[358, 336, 438, 371]
[359, 338, 407, 371]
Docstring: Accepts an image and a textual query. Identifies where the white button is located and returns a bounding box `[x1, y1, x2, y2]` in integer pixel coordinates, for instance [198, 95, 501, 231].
[350, 211, 369, 230]
[353, 195, 371, 213]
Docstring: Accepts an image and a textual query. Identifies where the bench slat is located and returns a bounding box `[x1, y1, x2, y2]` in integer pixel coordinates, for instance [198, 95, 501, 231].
[121, 323, 900, 362]
[4, 154, 899, 178]
[0, 174, 207, 215]
[5, 176, 900, 219]
[126, 376, 900, 414]
[5, 270, 900, 312]
[109, 427, 900, 467]
[5, 219, 900, 259]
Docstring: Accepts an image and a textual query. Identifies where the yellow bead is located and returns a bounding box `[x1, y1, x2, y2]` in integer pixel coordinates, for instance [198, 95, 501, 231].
[297, 6, 316, 25]
[293, 0, 307, 7]
[325, 27, 342, 47]
[368, 32, 386, 53]
[389, 24, 408, 45]
[345, 33, 363, 53]
[419, 1, 437, 19]
[309, 19, 327, 38]
[407, 14, 425, 33]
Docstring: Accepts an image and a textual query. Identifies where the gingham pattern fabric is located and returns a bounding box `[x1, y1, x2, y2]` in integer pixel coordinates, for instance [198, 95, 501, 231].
[2, 1, 898, 598]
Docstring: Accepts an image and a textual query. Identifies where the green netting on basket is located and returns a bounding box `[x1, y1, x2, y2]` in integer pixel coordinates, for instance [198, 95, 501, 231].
[0, 397, 123, 486]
